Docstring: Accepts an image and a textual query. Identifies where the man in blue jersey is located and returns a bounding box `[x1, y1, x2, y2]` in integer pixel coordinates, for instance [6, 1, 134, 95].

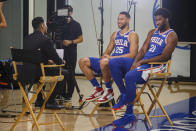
[109, 8, 178, 127]
[79, 12, 138, 103]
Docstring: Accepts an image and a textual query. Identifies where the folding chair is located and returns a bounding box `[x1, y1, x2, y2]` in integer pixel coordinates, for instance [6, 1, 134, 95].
[90, 82, 117, 120]
[133, 60, 173, 128]
[90, 100, 117, 120]
[10, 48, 66, 131]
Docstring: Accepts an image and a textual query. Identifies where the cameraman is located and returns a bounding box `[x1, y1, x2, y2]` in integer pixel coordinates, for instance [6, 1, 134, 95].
[61, 5, 83, 101]
[0, 2, 7, 28]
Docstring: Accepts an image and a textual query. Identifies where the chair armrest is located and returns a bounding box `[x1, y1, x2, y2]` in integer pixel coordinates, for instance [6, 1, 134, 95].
[43, 64, 65, 68]
[148, 60, 171, 74]
[148, 62, 168, 65]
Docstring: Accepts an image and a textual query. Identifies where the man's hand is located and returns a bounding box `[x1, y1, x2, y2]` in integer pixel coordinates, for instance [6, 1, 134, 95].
[63, 40, 72, 47]
[63, 60, 66, 65]
[48, 60, 55, 65]
[101, 54, 111, 59]
[130, 61, 142, 70]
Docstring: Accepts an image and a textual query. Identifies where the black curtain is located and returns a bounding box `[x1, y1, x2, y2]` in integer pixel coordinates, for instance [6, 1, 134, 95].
[162, 0, 195, 42]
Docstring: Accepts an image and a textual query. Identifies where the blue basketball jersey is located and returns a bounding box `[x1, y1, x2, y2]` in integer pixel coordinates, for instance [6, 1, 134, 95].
[143, 28, 174, 60]
[112, 30, 133, 56]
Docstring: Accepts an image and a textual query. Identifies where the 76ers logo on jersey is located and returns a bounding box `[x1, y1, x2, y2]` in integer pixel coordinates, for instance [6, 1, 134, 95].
[114, 39, 129, 54]
[151, 37, 163, 46]
[115, 39, 128, 47]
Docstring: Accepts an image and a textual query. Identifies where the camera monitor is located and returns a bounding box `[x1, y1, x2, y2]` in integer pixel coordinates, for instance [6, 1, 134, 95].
[57, 8, 69, 17]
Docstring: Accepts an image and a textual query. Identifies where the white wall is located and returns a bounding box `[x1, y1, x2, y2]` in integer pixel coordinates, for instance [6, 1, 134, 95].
[71, 0, 157, 73]
[28, 0, 47, 34]
[30, 0, 190, 77]
[29, 0, 34, 34]
[171, 45, 190, 77]
[70, 0, 190, 77]
[34, 0, 47, 20]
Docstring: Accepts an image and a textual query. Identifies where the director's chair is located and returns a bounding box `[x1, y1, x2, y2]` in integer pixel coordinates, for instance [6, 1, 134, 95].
[90, 83, 117, 120]
[132, 60, 173, 128]
[10, 48, 66, 131]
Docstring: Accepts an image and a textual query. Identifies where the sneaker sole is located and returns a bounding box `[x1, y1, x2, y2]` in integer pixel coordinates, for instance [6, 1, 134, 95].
[112, 116, 137, 128]
[86, 95, 102, 102]
[96, 96, 114, 104]
[112, 105, 124, 111]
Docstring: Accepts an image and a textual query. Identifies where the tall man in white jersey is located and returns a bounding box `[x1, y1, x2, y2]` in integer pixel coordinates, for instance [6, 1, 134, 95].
[109, 8, 178, 127]
[79, 12, 138, 103]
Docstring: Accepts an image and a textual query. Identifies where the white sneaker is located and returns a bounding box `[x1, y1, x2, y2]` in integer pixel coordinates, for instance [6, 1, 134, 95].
[96, 88, 114, 103]
[86, 87, 104, 102]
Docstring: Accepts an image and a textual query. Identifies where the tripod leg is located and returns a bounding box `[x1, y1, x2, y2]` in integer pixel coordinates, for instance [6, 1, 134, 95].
[11, 82, 17, 113]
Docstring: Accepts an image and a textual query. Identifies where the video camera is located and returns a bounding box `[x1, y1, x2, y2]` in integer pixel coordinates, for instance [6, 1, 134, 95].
[47, 5, 73, 34]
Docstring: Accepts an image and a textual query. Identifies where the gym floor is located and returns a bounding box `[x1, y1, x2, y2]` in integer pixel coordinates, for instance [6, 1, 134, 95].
[0, 78, 196, 131]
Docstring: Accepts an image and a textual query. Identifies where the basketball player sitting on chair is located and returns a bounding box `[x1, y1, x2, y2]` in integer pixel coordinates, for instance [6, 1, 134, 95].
[109, 8, 178, 127]
[79, 12, 138, 103]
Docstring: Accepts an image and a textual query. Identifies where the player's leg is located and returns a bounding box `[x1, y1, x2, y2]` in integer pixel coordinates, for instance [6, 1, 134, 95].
[113, 68, 145, 127]
[79, 57, 95, 80]
[96, 58, 114, 103]
[113, 104, 136, 127]
[79, 57, 103, 102]
[109, 57, 134, 110]
[113, 68, 145, 109]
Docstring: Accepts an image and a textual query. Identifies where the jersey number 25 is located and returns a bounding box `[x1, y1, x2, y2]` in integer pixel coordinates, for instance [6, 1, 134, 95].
[115, 47, 124, 54]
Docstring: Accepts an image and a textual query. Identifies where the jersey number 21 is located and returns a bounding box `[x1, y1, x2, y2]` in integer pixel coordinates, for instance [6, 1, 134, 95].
[149, 45, 156, 52]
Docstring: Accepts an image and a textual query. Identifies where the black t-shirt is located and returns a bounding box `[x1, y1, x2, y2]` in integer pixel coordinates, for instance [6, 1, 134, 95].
[61, 19, 82, 48]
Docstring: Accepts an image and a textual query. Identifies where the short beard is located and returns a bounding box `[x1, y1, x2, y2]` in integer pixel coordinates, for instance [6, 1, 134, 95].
[159, 22, 167, 32]
[119, 24, 127, 30]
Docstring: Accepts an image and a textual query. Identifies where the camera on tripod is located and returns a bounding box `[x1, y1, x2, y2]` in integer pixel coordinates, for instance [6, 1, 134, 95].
[47, 5, 72, 32]
[47, 5, 73, 41]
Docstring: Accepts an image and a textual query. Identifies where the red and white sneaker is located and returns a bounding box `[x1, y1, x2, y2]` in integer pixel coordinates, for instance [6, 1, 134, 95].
[86, 87, 104, 102]
[96, 88, 114, 103]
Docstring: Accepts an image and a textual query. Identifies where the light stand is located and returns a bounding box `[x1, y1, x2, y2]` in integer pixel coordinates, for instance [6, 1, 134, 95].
[97, 0, 116, 107]
[128, 0, 137, 31]
[98, 0, 104, 87]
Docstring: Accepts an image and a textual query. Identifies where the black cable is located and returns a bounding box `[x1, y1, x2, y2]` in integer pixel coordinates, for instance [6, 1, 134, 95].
[1, 103, 22, 112]
[0, 120, 15, 123]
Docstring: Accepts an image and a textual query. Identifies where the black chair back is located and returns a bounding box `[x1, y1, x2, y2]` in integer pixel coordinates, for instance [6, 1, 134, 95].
[11, 48, 43, 64]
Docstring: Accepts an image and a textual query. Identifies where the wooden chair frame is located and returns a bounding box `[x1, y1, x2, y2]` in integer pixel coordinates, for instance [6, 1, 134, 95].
[90, 60, 173, 128]
[133, 60, 173, 128]
[90, 100, 117, 120]
[10, 48, 66, 131]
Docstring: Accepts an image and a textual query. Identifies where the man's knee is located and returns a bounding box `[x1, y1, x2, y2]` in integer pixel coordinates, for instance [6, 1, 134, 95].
[125, 70, 137, 81]
[108, 58, 122, 69]
[79, 57, 90, 67]
[100, 58, 109, 68]
[108, 58, 116, 69]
